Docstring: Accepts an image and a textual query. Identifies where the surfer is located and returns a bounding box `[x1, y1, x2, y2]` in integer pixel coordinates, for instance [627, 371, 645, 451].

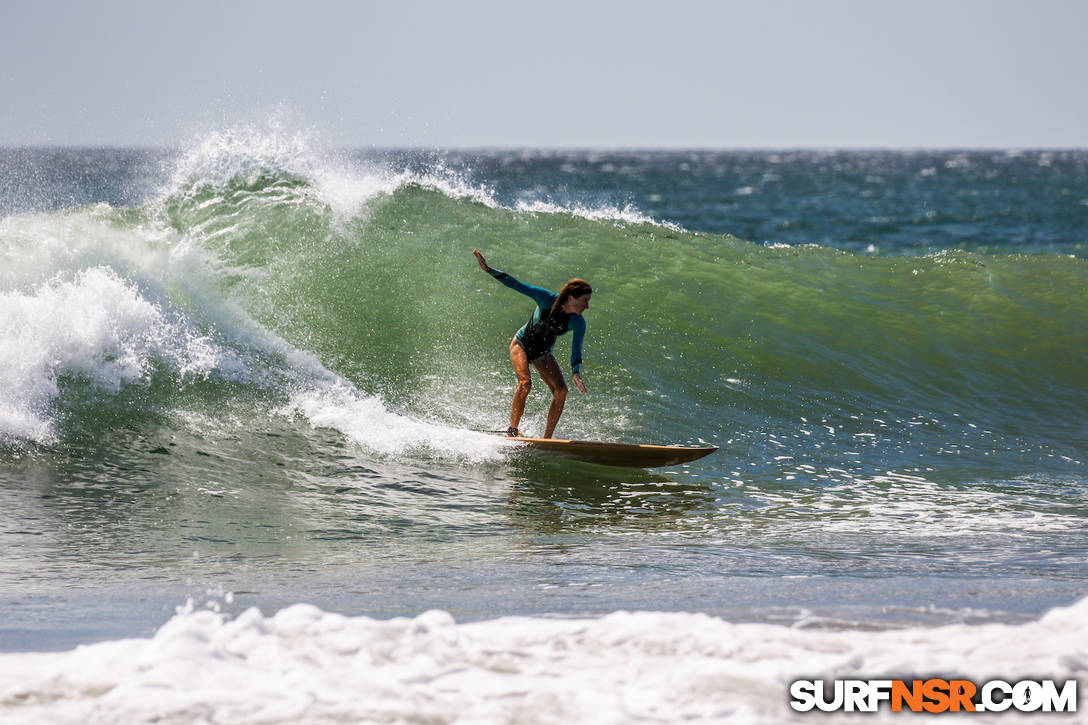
[473, 249, 591, 439]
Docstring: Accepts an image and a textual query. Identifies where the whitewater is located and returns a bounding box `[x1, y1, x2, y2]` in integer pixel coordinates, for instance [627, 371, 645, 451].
[4, 599, 1086, 724]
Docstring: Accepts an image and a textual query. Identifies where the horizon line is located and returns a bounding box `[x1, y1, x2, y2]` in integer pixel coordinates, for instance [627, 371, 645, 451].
[2, 143, 1086, 153]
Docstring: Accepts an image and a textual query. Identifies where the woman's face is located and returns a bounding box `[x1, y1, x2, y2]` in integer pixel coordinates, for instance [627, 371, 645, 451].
[565, 293, 591, 315]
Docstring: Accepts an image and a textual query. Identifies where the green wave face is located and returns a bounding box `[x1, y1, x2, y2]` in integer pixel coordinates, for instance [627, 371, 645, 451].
[3, 144, 1085, 487]
[156, 160, 1087, 467]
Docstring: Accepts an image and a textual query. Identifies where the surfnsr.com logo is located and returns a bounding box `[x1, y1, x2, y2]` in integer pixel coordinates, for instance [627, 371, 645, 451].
[790, 679, 1078, 714]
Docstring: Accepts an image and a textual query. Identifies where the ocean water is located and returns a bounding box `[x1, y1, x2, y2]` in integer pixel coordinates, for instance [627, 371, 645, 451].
[0, 133, 1086, 723]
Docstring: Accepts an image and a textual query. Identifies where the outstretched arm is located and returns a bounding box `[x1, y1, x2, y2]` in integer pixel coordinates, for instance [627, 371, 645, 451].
[473, 249, 555, 309]
[473, 249, 491, 273]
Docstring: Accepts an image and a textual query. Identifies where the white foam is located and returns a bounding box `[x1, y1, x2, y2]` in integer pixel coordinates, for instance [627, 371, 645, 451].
[0, 267, 222, 444]
[282, 377, 504, 463]
[0, 205, 181, 291]
[2, 597, 1085, 724]
[514, 199, 681, 229]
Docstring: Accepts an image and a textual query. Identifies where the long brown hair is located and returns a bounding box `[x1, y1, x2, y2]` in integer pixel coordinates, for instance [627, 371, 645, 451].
[547, 278, 592, 321]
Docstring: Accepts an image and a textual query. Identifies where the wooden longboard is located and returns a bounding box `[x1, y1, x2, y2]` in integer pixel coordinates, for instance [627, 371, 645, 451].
[508, 436, 717, 468]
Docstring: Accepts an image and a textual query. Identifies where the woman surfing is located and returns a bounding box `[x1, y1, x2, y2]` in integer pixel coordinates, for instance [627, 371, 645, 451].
[473, 249, 592, 439]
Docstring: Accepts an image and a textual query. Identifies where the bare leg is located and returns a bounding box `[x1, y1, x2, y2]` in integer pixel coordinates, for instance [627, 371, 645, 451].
[508, 337, 531, 433]
[532, 353, 568, 439]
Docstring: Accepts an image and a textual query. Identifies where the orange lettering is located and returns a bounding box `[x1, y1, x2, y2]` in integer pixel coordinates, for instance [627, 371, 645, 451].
[892, 680, 924, 712]
[948, 680, 977, 712]
[922, 679, 951, 713]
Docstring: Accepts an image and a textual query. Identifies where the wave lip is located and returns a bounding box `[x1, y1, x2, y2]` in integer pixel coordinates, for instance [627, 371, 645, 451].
[513, 199, 681, 229]
[159, 123, 683, 235]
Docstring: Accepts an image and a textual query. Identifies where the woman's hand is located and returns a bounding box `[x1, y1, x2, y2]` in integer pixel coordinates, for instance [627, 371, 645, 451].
[473, 249, 491, 273]
[572, 372, 587, 394]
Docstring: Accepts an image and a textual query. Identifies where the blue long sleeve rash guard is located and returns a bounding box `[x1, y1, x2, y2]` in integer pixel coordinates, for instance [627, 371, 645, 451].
[488, 268, 586, 373]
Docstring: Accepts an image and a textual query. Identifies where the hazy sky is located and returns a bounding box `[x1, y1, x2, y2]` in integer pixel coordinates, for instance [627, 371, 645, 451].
[2, 0, 1086, 148]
